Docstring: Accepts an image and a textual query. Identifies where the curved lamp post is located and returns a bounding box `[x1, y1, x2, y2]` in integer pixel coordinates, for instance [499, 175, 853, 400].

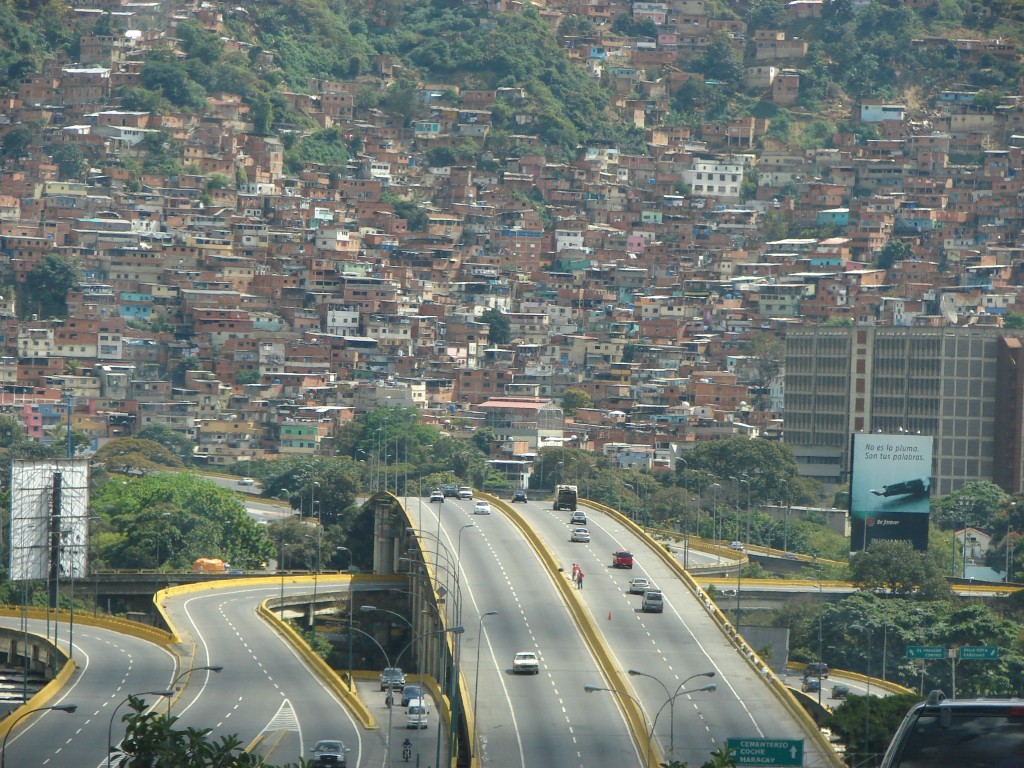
[168, 664, 223, 714]
[340, 624, 463, 768]
[627, 669, 715, 754]
[1, 704, 76, 768]
[108, 691, 172, 768]
[851, 624, 873, 761]
[473, 611, 498, 758]
[584, 685, 652, 767]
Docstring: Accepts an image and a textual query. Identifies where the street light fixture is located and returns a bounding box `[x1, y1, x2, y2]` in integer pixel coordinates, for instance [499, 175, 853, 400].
[167, 664, 223, 714]
[457, 523, 475, 562]
[851, 624, 873, 762]
[473, 611, 498, 759]
[1, 704, 76, 768]
[627, 669, 715, 755]
[108, 691, 172, 768]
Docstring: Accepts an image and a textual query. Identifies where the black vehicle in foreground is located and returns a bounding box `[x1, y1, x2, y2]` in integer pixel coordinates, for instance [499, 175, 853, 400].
[311, 740, 350, 768]
[880, 690, 1024, 768]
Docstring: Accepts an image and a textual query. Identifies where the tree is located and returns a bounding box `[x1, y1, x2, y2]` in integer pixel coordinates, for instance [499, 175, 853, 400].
[849, 540, 952, 600]
[93, 473, 272, 570]
[1004, 312, 1024, 329]
[113, 696, 288, 767]
[19, 252, 79, 319]
[92, 438, 186, 474]
[745, 333, 784, 411]
[931, 480, 1008, 531]
[134, 425, 197, 465]
[876, 239, 913, 270]
[827, 693, 919, 759]
[2, 125, 32, 157]
[698, 34, 743, 88]
[480, 308, 510, 344]
[48, 143, 85, 179]
[561, 388, 593, 419]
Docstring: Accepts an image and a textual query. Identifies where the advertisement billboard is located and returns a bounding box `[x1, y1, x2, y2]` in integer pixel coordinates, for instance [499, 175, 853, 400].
[849, 433, 932, 552]
[9, 460, 90, 582]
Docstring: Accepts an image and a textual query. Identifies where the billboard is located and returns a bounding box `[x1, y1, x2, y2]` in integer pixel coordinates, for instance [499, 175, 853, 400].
[9, 460, 90, 582]
[849, 433, 932, 552]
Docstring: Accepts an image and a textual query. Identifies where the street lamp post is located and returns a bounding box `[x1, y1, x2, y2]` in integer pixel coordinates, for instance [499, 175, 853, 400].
[710, 483, 722, 564]
[627, 669, 715, 755]
[457, 523, 475, 562]
[739, 474, 751, 546]
[309, 476, 321, 629]
[167, 664, 223, 714]
[473, 611, 498, 759]
[584, 685, 651, 767]
[108, 691, 172, 768]
[1, 704, 76, 768]
[851, 624, 873, 764]
[779, 478, 790, 553]
[340, 623, 463, 768]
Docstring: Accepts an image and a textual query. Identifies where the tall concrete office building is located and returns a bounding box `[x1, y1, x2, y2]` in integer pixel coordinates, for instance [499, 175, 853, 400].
[784, 326, 1024, 496]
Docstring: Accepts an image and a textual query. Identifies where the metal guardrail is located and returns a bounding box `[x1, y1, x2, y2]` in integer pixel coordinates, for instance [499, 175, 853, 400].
[581, 497, 847, 768]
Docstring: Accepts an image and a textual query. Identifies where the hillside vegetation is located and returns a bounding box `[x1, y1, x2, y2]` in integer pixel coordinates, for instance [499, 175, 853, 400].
[1, 0, 1023, 156]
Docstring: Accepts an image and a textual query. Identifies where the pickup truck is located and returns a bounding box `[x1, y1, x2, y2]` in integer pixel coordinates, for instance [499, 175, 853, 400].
[379, 667, 406, 691]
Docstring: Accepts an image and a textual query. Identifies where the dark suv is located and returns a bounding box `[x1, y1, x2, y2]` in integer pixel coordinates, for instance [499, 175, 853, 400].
[880, 690, 1024, 767]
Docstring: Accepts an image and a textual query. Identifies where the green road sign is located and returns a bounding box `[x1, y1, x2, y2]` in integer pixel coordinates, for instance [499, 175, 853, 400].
[906, 645, 946, 660]
[959, 646, 999, 660]
[728, 738, 804, 766]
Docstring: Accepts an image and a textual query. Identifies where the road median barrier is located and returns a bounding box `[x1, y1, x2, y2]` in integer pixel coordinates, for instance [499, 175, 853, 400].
[480, 492, 656, 768]
[581, 499, 846, 768]
[0, 606, 175, 648]
[257, 595, 376, 730]
[0, 653, 77, 742]
[789, 663, 915, 697]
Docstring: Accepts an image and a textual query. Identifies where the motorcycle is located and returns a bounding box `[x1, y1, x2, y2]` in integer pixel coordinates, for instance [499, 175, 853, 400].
[402, 738, 412, 762]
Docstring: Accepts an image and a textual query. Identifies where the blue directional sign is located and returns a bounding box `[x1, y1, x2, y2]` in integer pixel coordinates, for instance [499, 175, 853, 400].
[728, 738, 804, 766]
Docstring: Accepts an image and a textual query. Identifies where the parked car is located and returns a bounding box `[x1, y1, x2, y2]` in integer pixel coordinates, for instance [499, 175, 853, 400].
[511, 490, 528, 503]
[612, 550, 634, 569]
[570, 527, 591, 543]
[831, 684, 851, 700]
[628, 577, 651, 595]
[641, 589, 664, 613]
[570, 511, 587, 525]
[429, 489, 445, 503]
[474, 501, 492, 515]
[379, 667, 406, 691]
[880, 690, 1024, 767]
[802, 677, 821, 693]
[512, 651, 540, 674]
[311, 740, 350, 768]
[458, 486, 473, 499]
[400, 684, 423, 707]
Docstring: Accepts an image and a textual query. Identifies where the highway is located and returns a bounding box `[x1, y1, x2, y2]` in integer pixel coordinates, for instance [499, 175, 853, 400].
[0, 615, 176, 768]
[489, 494, 835, 768]
[409, 493, 639, 768]
[5, 485, 845, 768]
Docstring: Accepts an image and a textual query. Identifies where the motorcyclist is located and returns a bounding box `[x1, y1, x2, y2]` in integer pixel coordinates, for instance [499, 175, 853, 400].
[402, 738, 412, 761]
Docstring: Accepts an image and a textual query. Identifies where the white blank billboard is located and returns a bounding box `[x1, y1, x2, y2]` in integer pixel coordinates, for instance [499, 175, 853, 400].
[9, 460, 90, 582]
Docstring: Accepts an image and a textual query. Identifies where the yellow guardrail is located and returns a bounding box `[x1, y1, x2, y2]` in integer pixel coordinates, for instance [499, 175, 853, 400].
[581, 498, 846, 768]
[0, 650, 77, 742]
[0, 606, 175, 648]
[479, 492, 656, 768]
[256, 595, 377, 730]
[789, 662, 915, 697]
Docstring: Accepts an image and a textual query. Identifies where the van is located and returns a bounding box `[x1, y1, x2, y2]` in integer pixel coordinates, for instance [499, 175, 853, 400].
[642, 589, 664, 613]
[406, 698, 429, 729]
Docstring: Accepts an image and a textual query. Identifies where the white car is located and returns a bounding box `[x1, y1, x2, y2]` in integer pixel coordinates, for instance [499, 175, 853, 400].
[512, 651, 540, 675]
[238, 477, 255, 486]
[473, 501, 491, 515]
[458, 486, 473, 499]
[429, 490, 445, 503]
[628, 577, 651, 595]
[570, 527, 591, 543]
